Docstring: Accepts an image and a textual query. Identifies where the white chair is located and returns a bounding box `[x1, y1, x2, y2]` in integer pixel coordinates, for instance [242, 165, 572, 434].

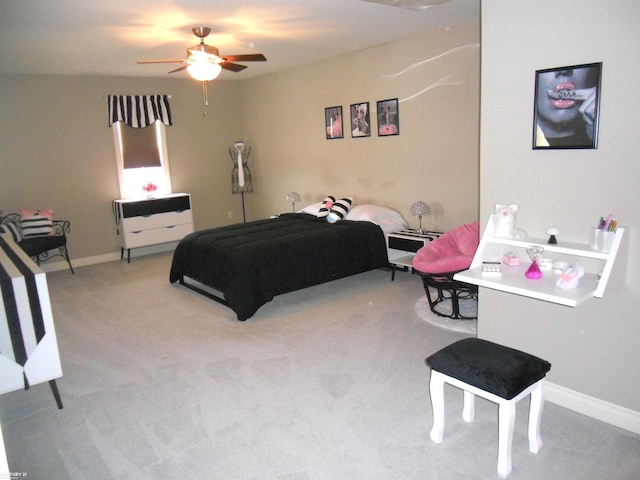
[426, 338, 551, 478]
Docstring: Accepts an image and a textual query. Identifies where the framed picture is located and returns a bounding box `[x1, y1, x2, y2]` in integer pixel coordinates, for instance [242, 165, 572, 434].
[377, 98, 399, 136]
[533, 62, 602, 149]
[350, 102, 371, 138]
[325, 106, 343, 140]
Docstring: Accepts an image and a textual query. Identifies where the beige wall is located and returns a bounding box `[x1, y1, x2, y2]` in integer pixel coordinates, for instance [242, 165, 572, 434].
[0, 75, 244, 259]
[0, 20, 480, 262]
[240, 21, 480, 231]
[480, 0, 640, 419]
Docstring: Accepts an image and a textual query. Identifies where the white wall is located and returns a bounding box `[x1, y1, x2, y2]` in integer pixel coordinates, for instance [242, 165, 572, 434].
[480, 0, 640, 428]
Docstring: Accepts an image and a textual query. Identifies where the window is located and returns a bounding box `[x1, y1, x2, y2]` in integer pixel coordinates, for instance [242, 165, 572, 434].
[113, 121, 172, 198]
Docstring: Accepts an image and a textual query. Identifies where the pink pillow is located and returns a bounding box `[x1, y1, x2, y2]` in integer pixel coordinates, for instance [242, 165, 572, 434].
[20, 208, 53, 220]
[412, 221, 479, 274]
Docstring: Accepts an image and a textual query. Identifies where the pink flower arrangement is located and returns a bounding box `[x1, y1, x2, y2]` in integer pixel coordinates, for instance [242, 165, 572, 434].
[142, 182, 157, 193]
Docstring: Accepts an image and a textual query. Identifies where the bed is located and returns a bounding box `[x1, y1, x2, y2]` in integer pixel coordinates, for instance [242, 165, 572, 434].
[169, 203, 407, 320]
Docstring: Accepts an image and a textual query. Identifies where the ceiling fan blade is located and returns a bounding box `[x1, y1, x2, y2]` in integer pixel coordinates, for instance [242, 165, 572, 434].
[168, 65, 188, 74]
[222, 54, 266, 62]
[221, 62, 248, 72]
[137, 59, 185, 64]
[138, 27, 267, 79]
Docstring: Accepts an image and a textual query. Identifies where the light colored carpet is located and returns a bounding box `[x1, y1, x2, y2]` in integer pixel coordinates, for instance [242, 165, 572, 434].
[414, 297, 477, 335]
[1, 253, 639, 479]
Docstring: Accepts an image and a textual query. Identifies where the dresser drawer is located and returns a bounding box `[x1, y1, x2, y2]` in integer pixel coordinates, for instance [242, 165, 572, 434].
[121, 209, 193, 233]
[120, 194, 191, 218]
[388, 235, 427, 253]
[123, 223, 194, 249]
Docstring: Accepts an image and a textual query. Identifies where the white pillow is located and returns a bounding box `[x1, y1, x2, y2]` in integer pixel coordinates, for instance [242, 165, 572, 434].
[298, 202, 324, 215]
[346, 204, 407, 228]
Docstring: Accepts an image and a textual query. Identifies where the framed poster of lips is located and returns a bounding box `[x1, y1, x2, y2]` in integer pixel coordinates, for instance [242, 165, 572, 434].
[533, 62, 602, 149]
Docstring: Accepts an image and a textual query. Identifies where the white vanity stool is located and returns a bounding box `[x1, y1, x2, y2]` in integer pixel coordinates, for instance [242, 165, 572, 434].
[426, 338, 552, 478]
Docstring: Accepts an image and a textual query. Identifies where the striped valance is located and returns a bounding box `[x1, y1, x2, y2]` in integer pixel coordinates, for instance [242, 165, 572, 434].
[107, 95, 172, 128]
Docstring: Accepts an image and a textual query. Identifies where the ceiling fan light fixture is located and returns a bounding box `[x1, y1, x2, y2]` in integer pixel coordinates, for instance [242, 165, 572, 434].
[188, 44, 219, 58]
[187, 62, 222, 82]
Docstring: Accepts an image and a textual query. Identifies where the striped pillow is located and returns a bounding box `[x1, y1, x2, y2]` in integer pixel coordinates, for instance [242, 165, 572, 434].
[20, 209, 54, 238]
[327, 197, 352, 223]
[317, 196, 335, 218]
[0, 222, 22, 242]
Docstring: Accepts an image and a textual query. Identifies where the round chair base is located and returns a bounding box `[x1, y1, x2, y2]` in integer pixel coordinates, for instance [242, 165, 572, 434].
[417, 271, 478, 320]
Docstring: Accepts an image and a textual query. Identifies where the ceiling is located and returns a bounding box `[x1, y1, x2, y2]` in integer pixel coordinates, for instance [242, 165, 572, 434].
[0, 0, 479, 81]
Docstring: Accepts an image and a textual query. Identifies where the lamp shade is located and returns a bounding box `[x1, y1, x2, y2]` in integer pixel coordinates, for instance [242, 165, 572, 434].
[409, 200, 431, 234]
[409, 201, 431, 217]
[285, 192, 301, 204]
[187, 62, 222, 82]
[285, 192, 301, 212]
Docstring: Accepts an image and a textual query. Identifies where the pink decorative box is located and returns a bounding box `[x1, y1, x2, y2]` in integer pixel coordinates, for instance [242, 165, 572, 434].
[503, 252, 520, 266]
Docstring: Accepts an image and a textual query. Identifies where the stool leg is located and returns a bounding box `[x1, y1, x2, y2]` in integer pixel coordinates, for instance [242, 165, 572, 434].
[528, 381, 545, 454]
[497, 400, 516, 479]
[429, 370, 446, 443]
[463, 390, 475, 422]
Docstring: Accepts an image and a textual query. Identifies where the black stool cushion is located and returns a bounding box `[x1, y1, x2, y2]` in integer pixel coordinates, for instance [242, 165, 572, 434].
[426, 338, 551, 400]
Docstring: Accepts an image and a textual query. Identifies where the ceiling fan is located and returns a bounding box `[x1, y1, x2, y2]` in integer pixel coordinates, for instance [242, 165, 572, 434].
[138, 26, 266, 115]
[137, 26, 266, 82]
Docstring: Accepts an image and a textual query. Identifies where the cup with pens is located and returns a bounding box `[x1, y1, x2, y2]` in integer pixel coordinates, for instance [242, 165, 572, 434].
[590, 214, 617, 253]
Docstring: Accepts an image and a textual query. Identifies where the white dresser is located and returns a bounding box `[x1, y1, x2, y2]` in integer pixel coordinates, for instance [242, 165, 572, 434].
[113, 193, 194, 262]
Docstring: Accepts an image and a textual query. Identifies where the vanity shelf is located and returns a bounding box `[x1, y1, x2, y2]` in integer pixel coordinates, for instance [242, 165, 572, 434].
[454, 216, 626, 307]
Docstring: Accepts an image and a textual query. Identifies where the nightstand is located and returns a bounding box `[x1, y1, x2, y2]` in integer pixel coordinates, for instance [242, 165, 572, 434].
[387, 229, 442, 280]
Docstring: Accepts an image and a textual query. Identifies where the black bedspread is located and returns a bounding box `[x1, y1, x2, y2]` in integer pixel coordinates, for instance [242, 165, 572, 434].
[169, 213, 388, 320]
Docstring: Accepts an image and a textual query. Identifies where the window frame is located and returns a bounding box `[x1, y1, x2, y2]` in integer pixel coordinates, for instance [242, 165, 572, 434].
[112, 120, 173, 199]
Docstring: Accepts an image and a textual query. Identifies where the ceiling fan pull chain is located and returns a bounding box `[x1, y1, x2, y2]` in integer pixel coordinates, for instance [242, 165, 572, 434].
[202, 81, 209, 116]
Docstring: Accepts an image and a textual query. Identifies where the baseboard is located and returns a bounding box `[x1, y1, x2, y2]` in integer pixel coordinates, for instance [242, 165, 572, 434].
[546, 381, 640, 435]
[39, 243, 178, 273]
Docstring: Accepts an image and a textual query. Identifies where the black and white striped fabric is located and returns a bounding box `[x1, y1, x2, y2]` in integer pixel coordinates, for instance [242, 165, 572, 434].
[318, 196, 353, 222]
[0, 222, 21, 242]
[328, 197, 352, 222]
[317, 196, 335, 218]
[20, 213, 53, 238]
[107, 95, 173, 128]
[0, 234, 62, 394]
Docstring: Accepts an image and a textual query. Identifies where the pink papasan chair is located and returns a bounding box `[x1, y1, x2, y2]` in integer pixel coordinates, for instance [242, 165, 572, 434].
[412, 221, 480, 320]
